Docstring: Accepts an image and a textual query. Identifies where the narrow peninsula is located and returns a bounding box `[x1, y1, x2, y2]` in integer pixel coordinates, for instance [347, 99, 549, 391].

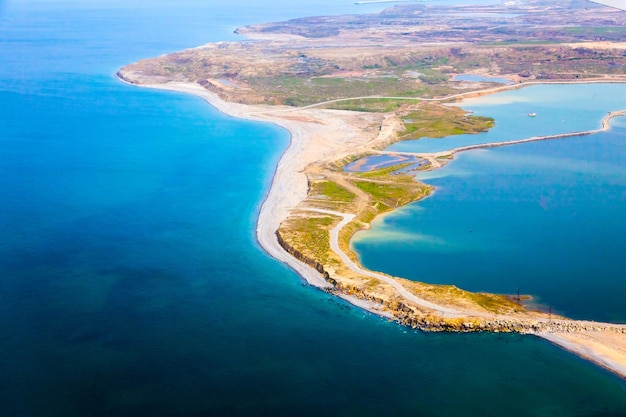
[118, 0, 626, 379]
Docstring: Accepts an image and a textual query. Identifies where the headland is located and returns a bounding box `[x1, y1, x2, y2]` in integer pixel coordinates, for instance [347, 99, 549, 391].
[117, 0, 626, 379]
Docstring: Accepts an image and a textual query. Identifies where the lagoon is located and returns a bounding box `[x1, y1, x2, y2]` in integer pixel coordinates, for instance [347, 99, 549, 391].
[354, 84, 626, 322]
[388, 83, 626, 153]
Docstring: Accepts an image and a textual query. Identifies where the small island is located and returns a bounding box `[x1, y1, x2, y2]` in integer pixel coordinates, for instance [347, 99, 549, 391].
[118, 0, 626, 379]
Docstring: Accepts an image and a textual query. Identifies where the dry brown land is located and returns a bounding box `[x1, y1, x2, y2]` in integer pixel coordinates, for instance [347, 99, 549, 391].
[119, 0, 626, 106]
[118, 0, 626, 379]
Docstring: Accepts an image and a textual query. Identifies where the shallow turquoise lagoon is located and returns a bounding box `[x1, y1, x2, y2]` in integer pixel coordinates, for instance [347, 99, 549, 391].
[388, 83, 626, 153]
[355, 104, 626, 322]
[1, 1, 626, 415]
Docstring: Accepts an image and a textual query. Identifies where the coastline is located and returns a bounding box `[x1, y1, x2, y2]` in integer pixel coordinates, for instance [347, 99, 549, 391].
[539, 332, 626, 379]
[116, 75, 626, 380]
[119, 80, 333, 289]
[116, 78, 400, 312]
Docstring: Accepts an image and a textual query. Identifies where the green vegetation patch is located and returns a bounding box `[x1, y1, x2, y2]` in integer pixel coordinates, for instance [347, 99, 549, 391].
[400, 104, 494, 140]
[355, 181, 413, 207]
[353, 164, 432, 211]
[412, 282, 524, 314]
[244, 74, 456, 107]
[310, 180, 356, 203]
[417, 69, 449, 85]
[563, 26, 626, 36]
[469, 292, 523, 313]
[323, 98, 421, 113]
[279, 214, 339, 265]
[356, 163, 414, 178]
[336, 167, 432, 260]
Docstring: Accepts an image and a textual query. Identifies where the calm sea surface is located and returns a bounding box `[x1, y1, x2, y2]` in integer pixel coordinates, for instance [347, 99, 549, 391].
[1, 1, 626, 416]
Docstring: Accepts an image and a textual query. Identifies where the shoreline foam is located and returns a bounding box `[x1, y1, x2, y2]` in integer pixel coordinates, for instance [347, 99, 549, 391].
[116, 75, 626, 380]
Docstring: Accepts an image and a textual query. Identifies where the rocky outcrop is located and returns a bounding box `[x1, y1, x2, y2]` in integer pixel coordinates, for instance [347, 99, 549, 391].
[400, 316, 626, 335]
[276, 230, 336, 286]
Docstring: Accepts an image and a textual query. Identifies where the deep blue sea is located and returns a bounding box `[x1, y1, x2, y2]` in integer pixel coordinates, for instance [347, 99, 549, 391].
[2, 1, 626, 416]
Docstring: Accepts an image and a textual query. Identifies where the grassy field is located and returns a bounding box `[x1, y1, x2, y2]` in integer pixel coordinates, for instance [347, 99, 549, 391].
[399, 103, 494, 140]
[245, 75, 458, 106]
[278, 214, 339, 266]
[307, 179, 357, 212]
[405, 281, 525, 314]
[321, 98, 421, 112]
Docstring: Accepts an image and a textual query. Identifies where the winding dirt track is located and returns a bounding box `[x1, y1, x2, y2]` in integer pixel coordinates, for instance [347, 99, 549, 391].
[301, 208, 463, 317]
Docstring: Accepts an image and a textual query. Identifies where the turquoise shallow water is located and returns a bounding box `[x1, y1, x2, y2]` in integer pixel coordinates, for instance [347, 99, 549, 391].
[1, 1, 626, 415]
[388, 83, 626, 153]
[354, 90, 626, 322]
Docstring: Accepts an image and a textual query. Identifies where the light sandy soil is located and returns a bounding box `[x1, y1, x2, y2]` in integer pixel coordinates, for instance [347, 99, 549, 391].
[540, 332, 626, 378]
[119, 78, 626, 380]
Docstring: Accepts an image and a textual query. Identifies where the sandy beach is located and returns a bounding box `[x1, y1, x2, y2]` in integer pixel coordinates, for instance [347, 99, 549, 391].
[118, 78, 626, 381]
[126, 81, 388, 292]
[540, 332, 626, 378]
